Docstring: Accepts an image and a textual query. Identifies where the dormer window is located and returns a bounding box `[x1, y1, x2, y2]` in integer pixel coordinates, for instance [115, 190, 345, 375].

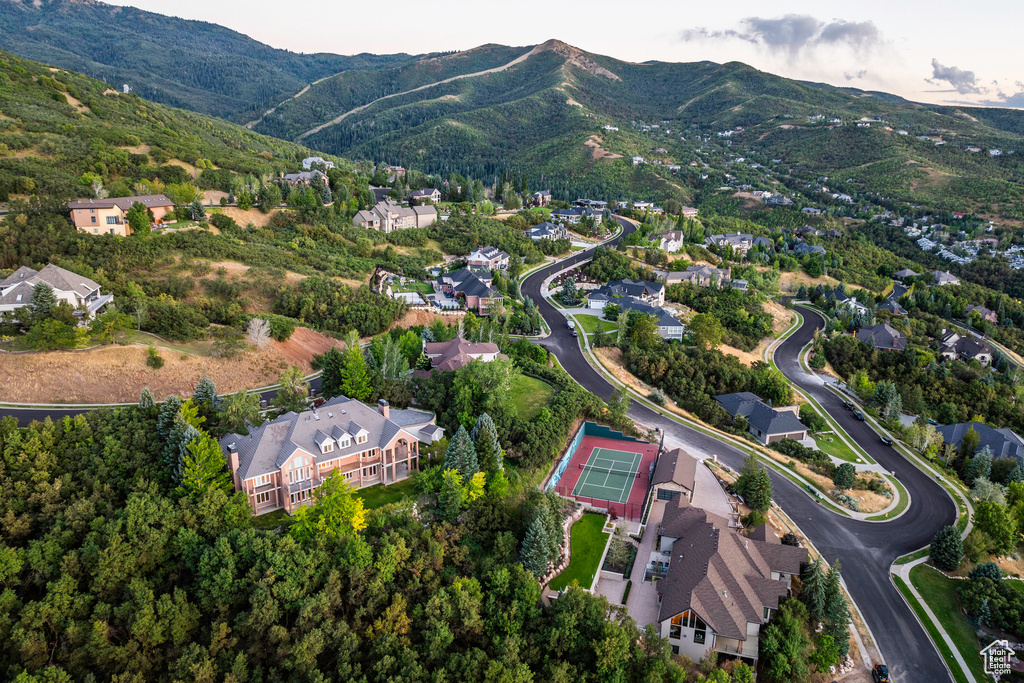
[341, 437, 351, 448]
[321, 441, 334, 453]
[357, 433, 368, 445]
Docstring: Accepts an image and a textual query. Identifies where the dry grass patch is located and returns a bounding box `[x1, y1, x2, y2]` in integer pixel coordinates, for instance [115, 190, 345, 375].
[583, 135, 622, 160]
[0, 327, 343, 404]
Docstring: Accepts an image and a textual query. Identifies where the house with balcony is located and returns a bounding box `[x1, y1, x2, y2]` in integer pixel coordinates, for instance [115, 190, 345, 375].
[705, 232, 754, 256]
[67, 194, 174, 236]
[467, 246, 510, 271]
[353, 198, 437, 232]
[656, 499, 806, 664]
[220, 397, 444, 515]
[436, 268, 504, 314]
[0, 264, 113, 319]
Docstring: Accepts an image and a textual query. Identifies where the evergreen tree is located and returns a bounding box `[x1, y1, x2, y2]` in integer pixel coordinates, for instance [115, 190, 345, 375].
[445, 426, 476, 477]
[193, 376, 217, 408]
[339, 333, 372, 402]
[745, 468, 773, 512]
[30, 282, 57, 319]
[929, 525, 963, 571]
[823, 561, 851, 658]
[157, 395, 182, 439]
[175, 434, 233, 497]
[167, 419, 201, 478]
[593, 321, 607, 348]
[833, 463, 856, 490]
[138, 387, 156, 412]
[218, 391, 262, 433]
[318, 347, 345, 399]
[438, 469, 466, 522]
[964, 447, 994, 486]
[542, 493, 564, 564]
[520, 513, 551, 578]
[472, 413, 502, 474]
[800, 558, 828, 624]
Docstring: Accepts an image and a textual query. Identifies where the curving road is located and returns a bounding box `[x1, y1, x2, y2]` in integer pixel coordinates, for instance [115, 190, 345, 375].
[521, 220, 956, 682]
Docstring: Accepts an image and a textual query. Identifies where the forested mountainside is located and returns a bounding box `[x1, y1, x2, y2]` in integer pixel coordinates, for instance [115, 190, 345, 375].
[0, 0, 413, 121]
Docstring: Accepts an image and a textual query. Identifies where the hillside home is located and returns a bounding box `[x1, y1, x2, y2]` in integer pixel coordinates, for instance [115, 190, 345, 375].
[531, 190, 552, 206]
[932, 270, 960, 286]
[656, 499, 806, 663]
[894, 268, 920, 280]
[0, 264, 113, 319]
[715, 392, 808, 445]
[658, 231, 685, 253]
[594, 296, 684, 340]
[966, 305, 998, 324]
[877, 299, 908, 316]
[937, 422, 1024, 462]
[302, 156, 335, 170]
[588, 279, 665, 308]
[856, 323, 907, 351]
[220, 396, 444, 515]
[551, 207, 600, 224]
[467, 246, 510, 271]
[353, 199, 437, 232]
[938, 331, 993, 366]
[793, 243, 826, 257]
[67, 194, 174, 236]
[706, 232, 754, 256]
[283, 171, 328, 187]
[415, 337, 507, 376]
[680, 206, 699, 219]
[410, 188, 441, 204]
[436, 268, 503, 314]
[526, 221, 567, 241]
[667, 265, 731, 288]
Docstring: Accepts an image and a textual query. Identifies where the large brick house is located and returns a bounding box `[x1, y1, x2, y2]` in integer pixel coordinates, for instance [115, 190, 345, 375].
[436, 268, 504, 314]
[220, 397, 444, 515]
[67, 194, 174, 236]
[353, 199, 437, 232]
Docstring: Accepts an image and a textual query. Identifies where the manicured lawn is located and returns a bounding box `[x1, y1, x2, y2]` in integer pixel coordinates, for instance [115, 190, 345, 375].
[574, 314, 617, 334]
[395, 281, 434, 294]
[814, 433, 861, 463]
[356, 477, 420, 509]
[511, 374, 554, 420]
[549, 513, 610, 591]
[909, 564, 990, 683]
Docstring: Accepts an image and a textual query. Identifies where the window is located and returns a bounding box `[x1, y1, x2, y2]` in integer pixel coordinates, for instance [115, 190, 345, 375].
[340, 437, 351, 449]
[343, 470, 355, 481]
[670, 645, 679, 655]
[363, 464, 378, 477]
[289, 490, 309, 505]
[357, 433, 367, 445]
[255, 491, 273, 505]
[321, 441, 334, 453]
[693, 630, 706, 644]
[106, 216, 118, 225]
[254, 474, 274, 487]
[288, 456, 311, 484]
[91, 216, 97, 224]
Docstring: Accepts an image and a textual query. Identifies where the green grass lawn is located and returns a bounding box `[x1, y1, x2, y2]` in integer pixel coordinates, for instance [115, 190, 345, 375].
[511, 374, 554, 420]
[395, 281, 434, 294]
[356, 477, 420, 509]
[549, 513, 610, 591]
[251, 509, 297, 529]
[893, 573, 971, 683]
[574, 314, 617, 334]
[814, 433, 861, 463]
[909, 564, 992, 682]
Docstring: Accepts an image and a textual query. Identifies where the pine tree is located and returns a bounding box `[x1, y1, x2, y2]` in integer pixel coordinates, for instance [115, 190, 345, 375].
[800, 558, 828, 624]
[157, 395, 182, 440]
[318, 347, 346, 399]
[339, 335, 372, 402]
[175, 434, 232, 497]
[166, 419, 201, 478]
[930, 525, 963, 571]
[472, 414, 502, 475]
[520, 513, 551, 578]
[542, 493, 564, 564]
[823, 561, 851, 658]
[193, 376, 217, 408]
[30, 282, 57, 318]
[445, 425, 478, 479]
[745, 468, 773, 512]
[438, 469, 466, 522]
[138, 387, 156, 412]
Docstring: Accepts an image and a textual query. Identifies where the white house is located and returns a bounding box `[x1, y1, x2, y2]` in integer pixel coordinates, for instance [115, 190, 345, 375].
[0, 264, 113, 319]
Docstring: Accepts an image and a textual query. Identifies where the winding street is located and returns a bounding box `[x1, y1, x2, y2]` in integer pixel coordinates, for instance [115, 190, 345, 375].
[521, 219, 957, 682]
[0, 219, 957, 680]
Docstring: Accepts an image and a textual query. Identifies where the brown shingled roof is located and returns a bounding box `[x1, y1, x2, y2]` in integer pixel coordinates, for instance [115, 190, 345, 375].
[652, 447, 697, 491]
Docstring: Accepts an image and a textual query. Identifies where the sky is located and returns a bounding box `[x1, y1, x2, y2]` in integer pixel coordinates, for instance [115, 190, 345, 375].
[108, 0, 1024, 108]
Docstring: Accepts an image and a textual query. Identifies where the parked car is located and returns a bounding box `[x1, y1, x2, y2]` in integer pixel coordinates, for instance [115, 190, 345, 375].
[881, 436, 893, 446]
[843, 400, 854, 410]
[872, 664, 889, 682]
[571, 329, 578, 338]
[854, 411, 866, 421]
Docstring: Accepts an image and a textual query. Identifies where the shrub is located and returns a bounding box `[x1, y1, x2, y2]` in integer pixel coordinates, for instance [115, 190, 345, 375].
[929, 525, 963, 571]
[146, 346, 165, 369]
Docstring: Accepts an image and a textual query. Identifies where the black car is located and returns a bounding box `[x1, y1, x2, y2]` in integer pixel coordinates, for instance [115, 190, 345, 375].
[843, 400, 854, 410]
[872, 664, 889, 682]
[854, 411, 866, 421]
[881, 436, 893, 446]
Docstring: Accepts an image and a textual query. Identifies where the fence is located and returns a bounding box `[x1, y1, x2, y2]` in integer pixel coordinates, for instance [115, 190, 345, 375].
[550, 485, 644, 522]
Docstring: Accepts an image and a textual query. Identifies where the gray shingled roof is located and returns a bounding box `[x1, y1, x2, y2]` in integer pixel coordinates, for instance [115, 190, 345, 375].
[220, 396, 439, 480]
[936, 422, 1024, 462]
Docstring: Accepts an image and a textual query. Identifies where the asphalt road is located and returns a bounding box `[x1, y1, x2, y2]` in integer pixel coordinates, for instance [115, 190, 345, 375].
[520, 222, 956, 682]
[0, 377, 324, 426]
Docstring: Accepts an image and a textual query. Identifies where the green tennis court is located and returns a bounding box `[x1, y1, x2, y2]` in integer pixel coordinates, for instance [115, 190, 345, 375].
[571, 447, 644, 503]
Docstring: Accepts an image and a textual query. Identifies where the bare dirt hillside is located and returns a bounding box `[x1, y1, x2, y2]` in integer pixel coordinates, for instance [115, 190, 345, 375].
[0, 327, 343, 404]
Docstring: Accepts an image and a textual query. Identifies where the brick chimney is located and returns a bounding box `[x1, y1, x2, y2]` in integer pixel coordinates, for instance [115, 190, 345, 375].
[227, 443, 240, 489]
[378, 399, 390, 419]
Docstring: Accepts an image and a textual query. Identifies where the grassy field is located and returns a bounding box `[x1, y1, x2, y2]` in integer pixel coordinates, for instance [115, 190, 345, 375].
[252, 509, 296, 529]
[511, 374, 554, 420]
[549, 513, 610, 591]
[814, 433, 861, 463]
[574, 314, 617, 334]
[909, 564, 992, 682]
[356, 477, 419, 509]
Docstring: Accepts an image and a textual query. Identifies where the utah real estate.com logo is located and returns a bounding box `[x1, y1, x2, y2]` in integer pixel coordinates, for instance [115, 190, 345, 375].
[981, 640, 1015, 677]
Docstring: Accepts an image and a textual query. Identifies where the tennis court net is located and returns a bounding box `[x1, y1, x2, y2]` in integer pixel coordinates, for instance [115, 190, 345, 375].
[580, 463, 644, 477]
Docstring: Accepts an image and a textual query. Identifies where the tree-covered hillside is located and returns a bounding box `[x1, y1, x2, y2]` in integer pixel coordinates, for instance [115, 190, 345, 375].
[0, 0, 413, 121]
